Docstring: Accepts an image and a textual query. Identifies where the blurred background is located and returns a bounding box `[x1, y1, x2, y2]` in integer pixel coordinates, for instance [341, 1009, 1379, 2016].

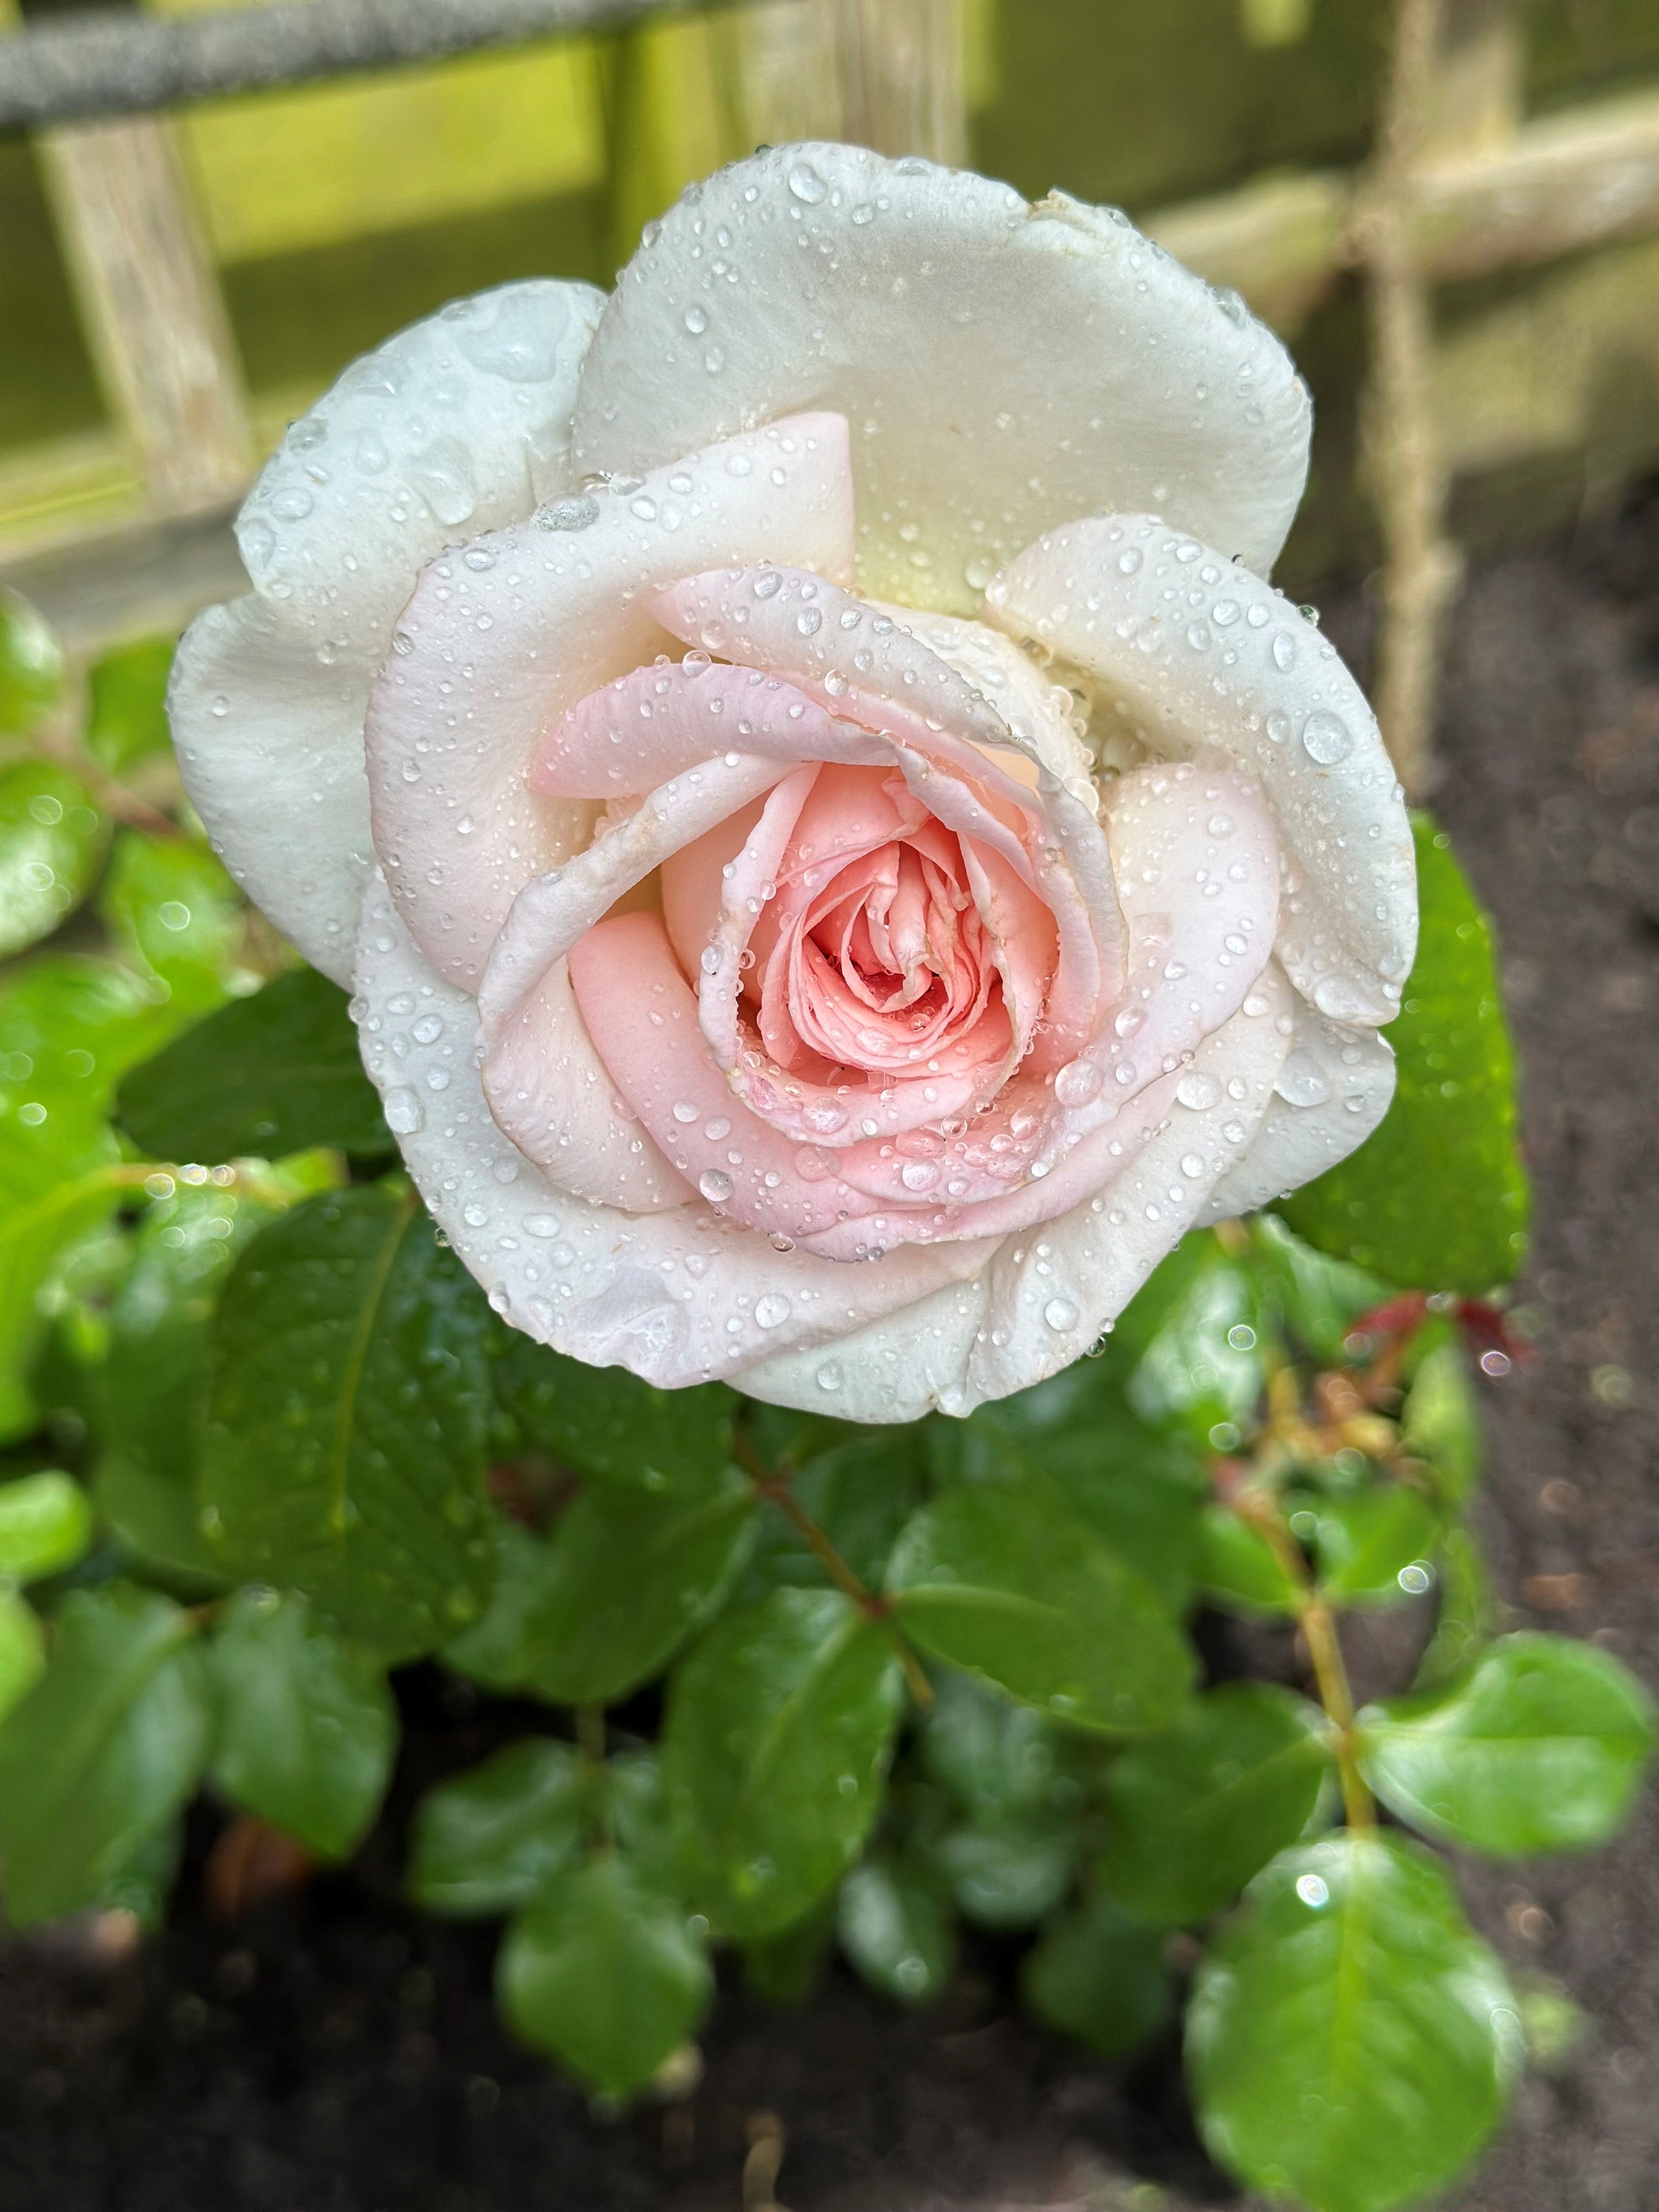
[4, 0, 1659, 654]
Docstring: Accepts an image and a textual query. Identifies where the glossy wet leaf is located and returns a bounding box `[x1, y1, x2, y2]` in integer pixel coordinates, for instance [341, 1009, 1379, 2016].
[439, 1515, 561, 1695]
[1023, 1891, 1173, 2060]
[99, 830, 244, 1018]
[0, 588, 65, 737]
[1399, 1342, 1481, 1504]
[1248, 1214, 1390, 1363]
[887, 1477, 1194, 1733]
[0, 1469, 93, 1584]
[201, 1188, 497, 1660]
[952, 1381, 1206, 1613]
[515, 1472, 755, 1705]
[116, 964, 391, 1164]
[742, 1895, 836, 2007]
[495, 1335, 735, 1496]
[1103, 1684, 1333, 1926]
[209, 1588, 396, 1859]
[934, 1817, 1076, 1928]
[498, 1853, 712, 2097]
[1311, 1485, 1441, 1605]
[85, 636, 174, 776]
[0, 1583, 210, 1926]
[663, 1587, 904, 1937]
[1188, 1832, 1523, 2212]
[92, 1177, 301, 1582]
[838, 1857, 956, 2004]
[0, 760, 106, 958]
[1124, 1237, 1267, 1448]
[1194, 1501, 1300, 1617]
[408, 1738, 586, 1916]
[0, 1588, 44, 1725]
[1280, 817, 1529, 1294]
[920, 1671, 1084, 1823]
[1357, 1632, 1657, 1856]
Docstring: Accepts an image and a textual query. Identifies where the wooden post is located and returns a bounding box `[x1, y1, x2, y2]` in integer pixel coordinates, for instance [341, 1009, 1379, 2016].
[1352, 0, 1463, 798]
[727, 0, 845, 146]
[37, 115, 254, 518]
[834, 0, 966, 165]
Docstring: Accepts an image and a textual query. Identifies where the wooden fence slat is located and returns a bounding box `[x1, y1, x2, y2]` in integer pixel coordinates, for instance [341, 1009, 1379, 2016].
[37, 115, 253, 516]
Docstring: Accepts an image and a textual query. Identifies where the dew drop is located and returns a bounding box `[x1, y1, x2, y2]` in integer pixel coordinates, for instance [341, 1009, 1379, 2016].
[1301, 709, 1353, 765]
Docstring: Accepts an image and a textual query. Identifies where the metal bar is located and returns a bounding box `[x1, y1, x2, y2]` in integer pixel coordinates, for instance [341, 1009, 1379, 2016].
[0, 0, 721, 132]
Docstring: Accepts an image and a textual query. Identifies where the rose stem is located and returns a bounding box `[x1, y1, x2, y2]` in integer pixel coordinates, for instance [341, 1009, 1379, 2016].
[733, 1429, 934, 1708]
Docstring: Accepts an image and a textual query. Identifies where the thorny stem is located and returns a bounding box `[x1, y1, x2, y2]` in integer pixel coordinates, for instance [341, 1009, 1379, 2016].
[733, 1428, 934, 1708]
[1236, 1491, 1376, 1832]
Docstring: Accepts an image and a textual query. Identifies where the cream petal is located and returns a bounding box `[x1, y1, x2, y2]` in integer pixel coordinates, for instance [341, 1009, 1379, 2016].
[171, 279, 605, 981]
[572, 144, 1310, 614]
[353, 876, 996, 1391]
[987, 514, 1417, 1027]
[364, 413, 856, 989]
[1203, 972, 1397, 1218]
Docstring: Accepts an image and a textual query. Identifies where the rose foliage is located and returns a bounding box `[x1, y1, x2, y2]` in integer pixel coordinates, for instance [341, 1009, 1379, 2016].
[0, 148, 1644, 2212]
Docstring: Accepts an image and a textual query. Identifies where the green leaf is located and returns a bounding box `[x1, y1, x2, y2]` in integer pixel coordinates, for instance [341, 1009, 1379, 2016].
[920, 1669, 1085, 1824]
[0, 589, 65, 737]
[498, 1853, 713, 2098]
[1357, 1632, 1657, 1857]
[838, 1857, 956, 2004]
[1279, 817, 1529, 1294]
[0, 1469, 93, 1584]
[0, 761, 107, 958]
[99, 830, 244, 1018]
[1414, 1522, 1494, 1690]
[208, 1587, 396, 1859]
[663, 1587, 904, 1938]
[0, 1588, 44, 1725]
[515, 1473, 756, 1706]
[1194, 1502, 1300, 1617]
[886, 1477, 1195, 1734]
[934, 1818, 1076, 1928]
[1399, 1341, 1481, 1503]
[1309, 1485, 1441, 1605]
[201, 1188, 496, 1660]
[1103, 1684, 1334, 1926]
[1023, 1891, 1173, 2059]
[1248, 1214, 1390, 1363]
[408, 1738, 586, 1916]
[495, 1335, 734, 1494]
[741, 1896, 836, 2007]
[0, 956, 176, 1437]
[440, 1515, 561, 1694]
[0, 1583, 210, 1927]
[92, 1175, 301, 1582]
[1187, 1832, 1523, 2212]
[85, 636, 174, 777]
[116, 965, 392, 1164]
[743, 1429, 928, 1599]
[954, 1385, 1206, 1613]
[1124, 1237, 1267, 1449]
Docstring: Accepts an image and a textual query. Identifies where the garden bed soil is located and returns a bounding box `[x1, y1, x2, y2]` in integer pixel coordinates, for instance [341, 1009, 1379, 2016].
[2, 489, 1658, 2212]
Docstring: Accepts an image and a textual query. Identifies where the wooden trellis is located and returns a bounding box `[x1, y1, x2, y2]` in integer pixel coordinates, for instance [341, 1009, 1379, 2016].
[3, 0, 1659, 785]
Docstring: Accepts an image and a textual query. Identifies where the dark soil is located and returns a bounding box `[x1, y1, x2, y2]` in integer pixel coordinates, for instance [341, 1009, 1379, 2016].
[3, 492, 1658, 2212]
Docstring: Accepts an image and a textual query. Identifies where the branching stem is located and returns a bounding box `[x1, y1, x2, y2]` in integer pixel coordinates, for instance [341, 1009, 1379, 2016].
[1237, 1492, 1376, 1832]
[733, 1428, 933, 1708]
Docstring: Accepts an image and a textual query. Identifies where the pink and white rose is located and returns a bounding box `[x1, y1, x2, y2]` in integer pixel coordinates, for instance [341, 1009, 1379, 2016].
[170, 144, 1416, 1422]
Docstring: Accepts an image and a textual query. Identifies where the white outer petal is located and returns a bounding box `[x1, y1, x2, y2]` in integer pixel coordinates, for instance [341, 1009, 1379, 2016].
[986, 514, 1417, 1026]
[171, 279, 604, 981]
[740, 967, 1295, 1420]
[572, 143, 1311, 614]
[353, 874, 997, 1394]
[1204, 972, 1397, 1218]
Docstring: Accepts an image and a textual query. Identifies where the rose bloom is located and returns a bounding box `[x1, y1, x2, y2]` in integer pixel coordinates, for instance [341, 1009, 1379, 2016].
[172, 144, 1416, 1423]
